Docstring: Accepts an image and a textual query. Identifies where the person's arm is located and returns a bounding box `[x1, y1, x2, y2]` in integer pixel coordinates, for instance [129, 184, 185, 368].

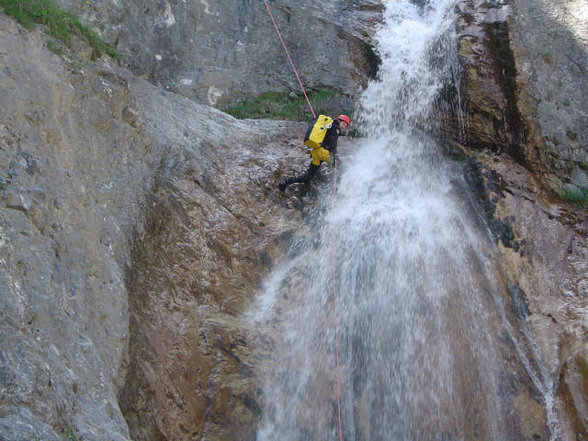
[323, 123, 340, 154]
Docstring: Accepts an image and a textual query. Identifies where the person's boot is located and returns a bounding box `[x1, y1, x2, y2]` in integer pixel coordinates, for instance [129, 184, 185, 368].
[279, 175, 304, 192]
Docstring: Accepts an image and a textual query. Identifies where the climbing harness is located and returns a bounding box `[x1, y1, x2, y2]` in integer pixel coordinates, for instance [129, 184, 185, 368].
[262, 2, 344, 439]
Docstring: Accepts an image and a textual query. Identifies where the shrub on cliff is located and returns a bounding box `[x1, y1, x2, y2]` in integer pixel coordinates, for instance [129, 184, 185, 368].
[563, 187, 588, 207]
[0, 0, 119, 61]
[224, 89, 348, 121]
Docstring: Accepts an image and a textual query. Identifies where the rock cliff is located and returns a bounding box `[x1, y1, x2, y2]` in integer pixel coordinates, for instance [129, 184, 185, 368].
[0, 0, 586, 439]
[453, 0, 587, 193]
[49, 0, 382, 107]
[0, 13, 313, 439]
[450, 0, 587, 437]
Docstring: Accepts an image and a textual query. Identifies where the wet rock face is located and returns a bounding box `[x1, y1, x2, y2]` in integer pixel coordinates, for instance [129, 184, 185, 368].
[466, 153, 588, 440]
[559, 354, 588, 438]
[51, 0, 383, 107]
[0, 15, 310, 440]
[456, 7, 525, 161]
[1, 0, 586, 440]
[451, 0, 588, 436]
[117, 121, 309, 441]
[453, 0, 587, 194]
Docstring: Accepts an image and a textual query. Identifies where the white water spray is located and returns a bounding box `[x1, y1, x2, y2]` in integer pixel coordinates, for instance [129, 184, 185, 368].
[252, 1, 559, 440]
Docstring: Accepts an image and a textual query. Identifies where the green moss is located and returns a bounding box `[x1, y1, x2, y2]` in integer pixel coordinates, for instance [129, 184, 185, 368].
[562, 187, 588, 206]
[578, 357, 588, 379]
[224, 89, 352, 121]
[0, 171, 12, 190]
[46, 38, 61, 54]
[1, 0, 119, 62]
[66, 426, 77, 441]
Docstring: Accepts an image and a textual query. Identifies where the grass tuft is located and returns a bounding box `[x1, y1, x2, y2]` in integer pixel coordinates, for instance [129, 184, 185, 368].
[66, 426, 77, 441]
[224, 89, 350, 122]
[562, 187, 588, 207]
[1, 0, 119, 62]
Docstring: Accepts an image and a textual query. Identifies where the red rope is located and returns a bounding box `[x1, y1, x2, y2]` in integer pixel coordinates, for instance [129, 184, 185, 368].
[261, 0, 316, 119]
[262, 2, 342, 438]
[330, 160, 344, 441]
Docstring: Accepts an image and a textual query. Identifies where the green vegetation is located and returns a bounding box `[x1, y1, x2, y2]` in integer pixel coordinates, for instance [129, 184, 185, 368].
[46, 38, 62, 54]
[66, 426, 77, 441]
[0, 0, 119, 61]
[562, 187, 588, 207]
[0, 171, 12, 190]
[578, 357, 588, 379]
[224, 89, 349, 121]
[566, 128, 578, 141]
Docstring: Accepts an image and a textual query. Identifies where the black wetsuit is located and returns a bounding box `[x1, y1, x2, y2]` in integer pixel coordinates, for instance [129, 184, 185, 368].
[279, 120, 341, 191]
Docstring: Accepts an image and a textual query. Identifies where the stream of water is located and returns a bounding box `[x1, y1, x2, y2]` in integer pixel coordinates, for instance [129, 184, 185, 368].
[252, 1, 558, 439]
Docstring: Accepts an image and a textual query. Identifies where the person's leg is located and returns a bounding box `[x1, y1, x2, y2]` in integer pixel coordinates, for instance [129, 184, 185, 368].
[279, 163, 320, 191]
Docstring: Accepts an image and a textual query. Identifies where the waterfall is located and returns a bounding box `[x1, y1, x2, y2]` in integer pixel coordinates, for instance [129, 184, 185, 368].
[252, 1, 557, 440]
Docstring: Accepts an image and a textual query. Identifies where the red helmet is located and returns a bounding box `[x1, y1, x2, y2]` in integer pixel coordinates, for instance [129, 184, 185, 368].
[337, 115, 351, 125]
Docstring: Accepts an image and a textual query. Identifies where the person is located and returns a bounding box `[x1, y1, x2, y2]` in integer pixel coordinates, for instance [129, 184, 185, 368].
[278, 114, 351, 192]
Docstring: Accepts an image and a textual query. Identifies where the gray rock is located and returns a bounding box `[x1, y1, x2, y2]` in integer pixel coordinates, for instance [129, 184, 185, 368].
[510, 0, 587, 185]
[452, 0, 587, 193]
[1, 0, 586, 439]
[50, 0, 382, 107]
[570, 165, 588, 189]
[0, 14, 310, 440]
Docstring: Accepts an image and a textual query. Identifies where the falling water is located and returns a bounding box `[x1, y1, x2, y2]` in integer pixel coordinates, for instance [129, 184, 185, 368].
[252, 1, 558, 440]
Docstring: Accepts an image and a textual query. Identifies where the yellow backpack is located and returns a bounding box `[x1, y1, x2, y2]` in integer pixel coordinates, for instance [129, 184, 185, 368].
[303, 114, 333, 150]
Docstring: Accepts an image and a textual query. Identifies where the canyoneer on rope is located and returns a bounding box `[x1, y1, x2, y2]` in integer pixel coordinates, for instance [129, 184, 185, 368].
[262, 1, 348, 439]
[260, 0, 350, 193]
[278, 114, 350, 192]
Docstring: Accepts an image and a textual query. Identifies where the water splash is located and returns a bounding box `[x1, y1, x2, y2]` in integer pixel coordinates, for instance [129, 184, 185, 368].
[252, 0, 557, 439]
[357, 0, 458, 137]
